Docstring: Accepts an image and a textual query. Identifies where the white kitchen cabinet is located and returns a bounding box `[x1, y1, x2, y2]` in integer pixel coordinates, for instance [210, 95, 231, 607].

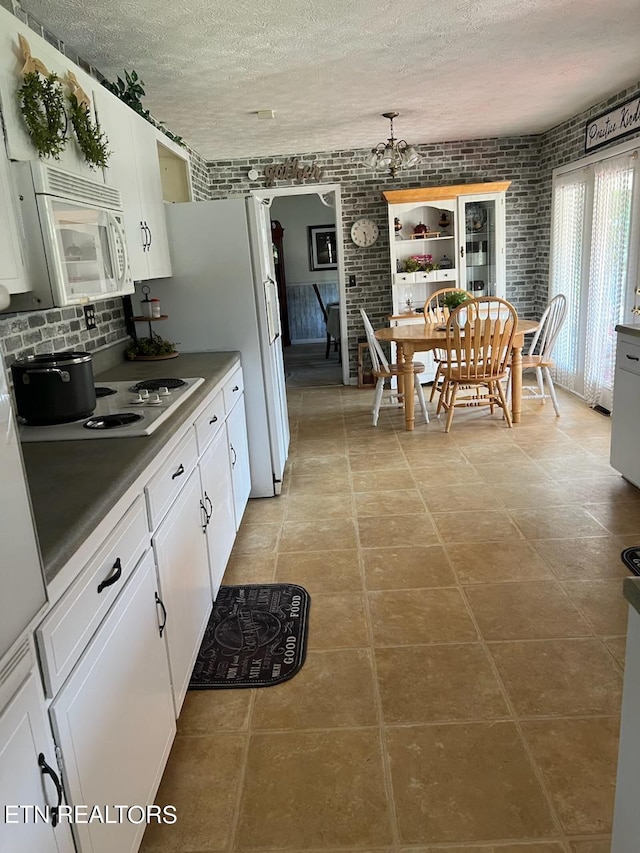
[0, 7, 98, 177]
[0, 649, 74, 853]
[612, 598, 638, 852]
[383, 182, 510, 381]
[199, 426, 236, 600]
[93, 85, 174, 281]
[227, 393, 251, 529]
[611, 330, 640, 488]
[0, 132, 28, 295]
[152, 467, 211, 716]
[49, 550, 175, 853]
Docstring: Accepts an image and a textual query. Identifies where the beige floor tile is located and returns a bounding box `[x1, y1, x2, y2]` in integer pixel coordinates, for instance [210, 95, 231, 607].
[568, 840, 612, 853]
[293, 436, 348, 456]
[368, 588, 477, 646]
[604, 635, 627, 668]
[583, 501, 640, 535]
[358, 513, 437, 548]
[405, 447, 469, 466]
[140, 735, 245, 853]
[560, 580, 629, 635]
[288, 472, 352, 495]
[530, 536, 629, 580]
[387, 722, 556, 844]
[236, 730, 393, 849]
[241, 496, 287, 524]
[537, 457, 617, 481]
[362, 544, 455, 589]
[412, 463, 483, 486]
[355, 488, 424, 517]
[419, 482, 503, 512]
[279, 518, 358, 552]
[376, 644, 509, 724]
[561, 476, 640, 504]
[522, 717, 620, 834]
[178, 689, 252, 734]
[464, 581, 591, 640]
[285, 493, 354, 521]
[307, 592, 370, 649]
[222, 553, 276, 585]
[432, 510, 523, 543]
[399, 845, 566, 853]
[252, 648, 377, 730]
[489, 638, 622, 717]
[509, 507, 608, 540]
[473, 461, 552, 484]
[349, 452, 409, 471]
[275, 550, 362, 593]
[352, 469, 418, 492]
[231, 523, 281, 555]
[486, 481, 573, 508]
[446, 540, 554, 584]
[293, 456, 350, 477]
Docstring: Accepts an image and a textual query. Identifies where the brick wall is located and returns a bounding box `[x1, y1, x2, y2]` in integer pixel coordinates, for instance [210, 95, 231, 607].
[207, 138, 543, 378]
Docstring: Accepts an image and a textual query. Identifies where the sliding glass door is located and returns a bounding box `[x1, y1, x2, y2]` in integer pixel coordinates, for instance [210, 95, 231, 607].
[550, 146, 640, 411]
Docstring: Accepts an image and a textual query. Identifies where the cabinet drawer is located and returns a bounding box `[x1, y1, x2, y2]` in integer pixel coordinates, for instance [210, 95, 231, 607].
[617, 337, 640, 376]
[394, 272, 416, 285]
[36, 495, 148, 697]
[194, 389, 225, 455]
[223, 367, 244, 414]
[146, 428, 198, 530]
[435, 269, 455, 281]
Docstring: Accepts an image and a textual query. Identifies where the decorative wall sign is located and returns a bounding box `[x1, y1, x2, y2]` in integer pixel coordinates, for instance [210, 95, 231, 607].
[585, 95, 640, 153]
[263, 157, 323, 187]
[308, 224, 337, 271]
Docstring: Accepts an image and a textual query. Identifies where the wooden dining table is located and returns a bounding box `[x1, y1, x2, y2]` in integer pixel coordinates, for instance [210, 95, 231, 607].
[375, 318, 540, 431]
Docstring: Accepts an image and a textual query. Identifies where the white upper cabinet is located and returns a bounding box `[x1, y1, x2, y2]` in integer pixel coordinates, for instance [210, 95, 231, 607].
[93, 85, 178, 281]
[0, 7, 100, 178]
[0, 130, 27, 294]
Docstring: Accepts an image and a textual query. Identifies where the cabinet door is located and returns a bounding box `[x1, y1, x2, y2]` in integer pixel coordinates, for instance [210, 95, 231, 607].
[50, 551, 176, 853]
[152, 468, 211, 715]
[227, 395, 251, 529]
[0, 671, 74, 853]
[132, 116, 172, 280]
[93, 86, 147, 280]
[200, 427, 236, 600]
[0, 138, 28, 295]
[457, 193, 506, 299]
[611, 362, 640, 488]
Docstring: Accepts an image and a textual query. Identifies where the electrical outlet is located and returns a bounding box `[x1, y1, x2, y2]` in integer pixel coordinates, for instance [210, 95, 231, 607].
[83, 304, 96, 330]
[348, 274, 357, 287]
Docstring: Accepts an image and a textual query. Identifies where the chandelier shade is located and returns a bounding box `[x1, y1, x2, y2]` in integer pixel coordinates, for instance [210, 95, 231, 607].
[362, 112, 421, 177]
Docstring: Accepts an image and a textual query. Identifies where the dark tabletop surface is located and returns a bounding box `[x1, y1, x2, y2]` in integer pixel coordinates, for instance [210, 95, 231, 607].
[22, 352, 240, 584]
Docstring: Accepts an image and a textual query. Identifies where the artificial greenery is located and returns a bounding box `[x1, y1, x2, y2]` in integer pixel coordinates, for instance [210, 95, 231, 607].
[403, 257, 420, 273]
[102, 69, 185, 147]
[443, 290, 472, 310]
[68, 93, 110, 169]
[126, 332, 177, 359]
[403, 256, 440, 273]
[18, 71, 67, 159]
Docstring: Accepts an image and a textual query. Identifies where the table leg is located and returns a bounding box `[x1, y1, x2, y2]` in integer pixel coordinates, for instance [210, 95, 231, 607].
[396, 343, 405, 406]
[511, 342, 523, 424]
[402, 347, 415, 431]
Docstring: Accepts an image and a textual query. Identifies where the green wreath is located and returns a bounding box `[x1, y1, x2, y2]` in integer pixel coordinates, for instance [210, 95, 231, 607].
[17, 71, 67, 159]
[67, 93, 110, 169]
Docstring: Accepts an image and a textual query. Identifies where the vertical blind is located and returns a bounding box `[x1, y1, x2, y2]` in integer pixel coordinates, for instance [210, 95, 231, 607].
[550, 147, 639, 410]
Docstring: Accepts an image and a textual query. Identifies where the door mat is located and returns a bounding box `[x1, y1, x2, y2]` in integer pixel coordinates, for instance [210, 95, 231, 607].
[621, 547, 640, 576]
[189, 583, 310, 689]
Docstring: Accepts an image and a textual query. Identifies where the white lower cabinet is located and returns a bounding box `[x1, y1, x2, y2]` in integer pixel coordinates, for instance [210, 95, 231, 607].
[152, 467, 212, 716]
[611, 333, 640, 488]
[49, 550, 175, 853]
[227, 394, 251, 529]
[199, 427, 236, 600]
[0, 666, 74, 852]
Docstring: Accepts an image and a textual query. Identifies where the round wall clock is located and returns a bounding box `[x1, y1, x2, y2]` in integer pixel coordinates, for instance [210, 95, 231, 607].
[351, 218, 379, 247]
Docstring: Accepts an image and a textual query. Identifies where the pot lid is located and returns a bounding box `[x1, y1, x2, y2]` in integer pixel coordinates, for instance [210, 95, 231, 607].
[11, 351, 93, 368]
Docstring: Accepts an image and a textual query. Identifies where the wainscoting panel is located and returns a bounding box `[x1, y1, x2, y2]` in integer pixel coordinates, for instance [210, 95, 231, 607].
[287, 281, 338, 343]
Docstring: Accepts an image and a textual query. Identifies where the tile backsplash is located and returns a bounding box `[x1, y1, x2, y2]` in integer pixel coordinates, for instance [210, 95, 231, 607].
[0, 299, 128, 369]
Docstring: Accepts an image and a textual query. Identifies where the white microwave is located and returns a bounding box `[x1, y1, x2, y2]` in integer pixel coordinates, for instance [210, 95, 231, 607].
[6, 161, 134, 311]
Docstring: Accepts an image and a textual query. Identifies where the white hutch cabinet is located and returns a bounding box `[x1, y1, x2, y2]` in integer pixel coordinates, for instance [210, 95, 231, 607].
[383, 181, 511, 380]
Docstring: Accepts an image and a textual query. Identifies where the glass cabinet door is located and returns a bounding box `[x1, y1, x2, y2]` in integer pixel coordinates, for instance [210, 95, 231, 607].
[457, 194, 505, 299]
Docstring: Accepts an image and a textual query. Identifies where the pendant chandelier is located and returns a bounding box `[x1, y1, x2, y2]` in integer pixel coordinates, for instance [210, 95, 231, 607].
[363, 111, 421, 177]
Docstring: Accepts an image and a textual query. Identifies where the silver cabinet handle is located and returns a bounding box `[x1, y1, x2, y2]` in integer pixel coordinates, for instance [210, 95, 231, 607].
[22, 368, 70, 384]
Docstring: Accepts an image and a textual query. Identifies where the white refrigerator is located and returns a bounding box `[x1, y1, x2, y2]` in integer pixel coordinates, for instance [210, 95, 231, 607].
[149, 196, 289, 497]
[0, 366, 47, 663]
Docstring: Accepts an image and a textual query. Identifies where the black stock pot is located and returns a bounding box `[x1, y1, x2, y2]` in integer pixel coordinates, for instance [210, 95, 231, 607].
[11, 351, 96, 425]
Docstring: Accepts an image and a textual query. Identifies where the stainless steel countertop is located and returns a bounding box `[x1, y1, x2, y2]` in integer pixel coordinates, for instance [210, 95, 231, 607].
[22, 352, 240, 584]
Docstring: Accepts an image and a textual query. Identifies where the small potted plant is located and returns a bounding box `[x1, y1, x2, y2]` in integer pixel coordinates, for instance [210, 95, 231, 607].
[126, 332, 179, 361]
[403, 257, 420, 273]
[442, 290, 472, 311]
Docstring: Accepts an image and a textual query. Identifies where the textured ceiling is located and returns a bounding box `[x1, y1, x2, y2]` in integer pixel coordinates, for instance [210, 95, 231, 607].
[21, 0, 640, 160]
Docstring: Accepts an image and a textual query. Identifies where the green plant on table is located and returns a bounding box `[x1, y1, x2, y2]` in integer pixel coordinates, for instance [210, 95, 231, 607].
[442, 290, 472, 311]
[126, 332, 177, 359]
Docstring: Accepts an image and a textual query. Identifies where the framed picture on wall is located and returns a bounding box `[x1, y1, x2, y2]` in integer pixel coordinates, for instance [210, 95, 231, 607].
[308, 224, 337, 271]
